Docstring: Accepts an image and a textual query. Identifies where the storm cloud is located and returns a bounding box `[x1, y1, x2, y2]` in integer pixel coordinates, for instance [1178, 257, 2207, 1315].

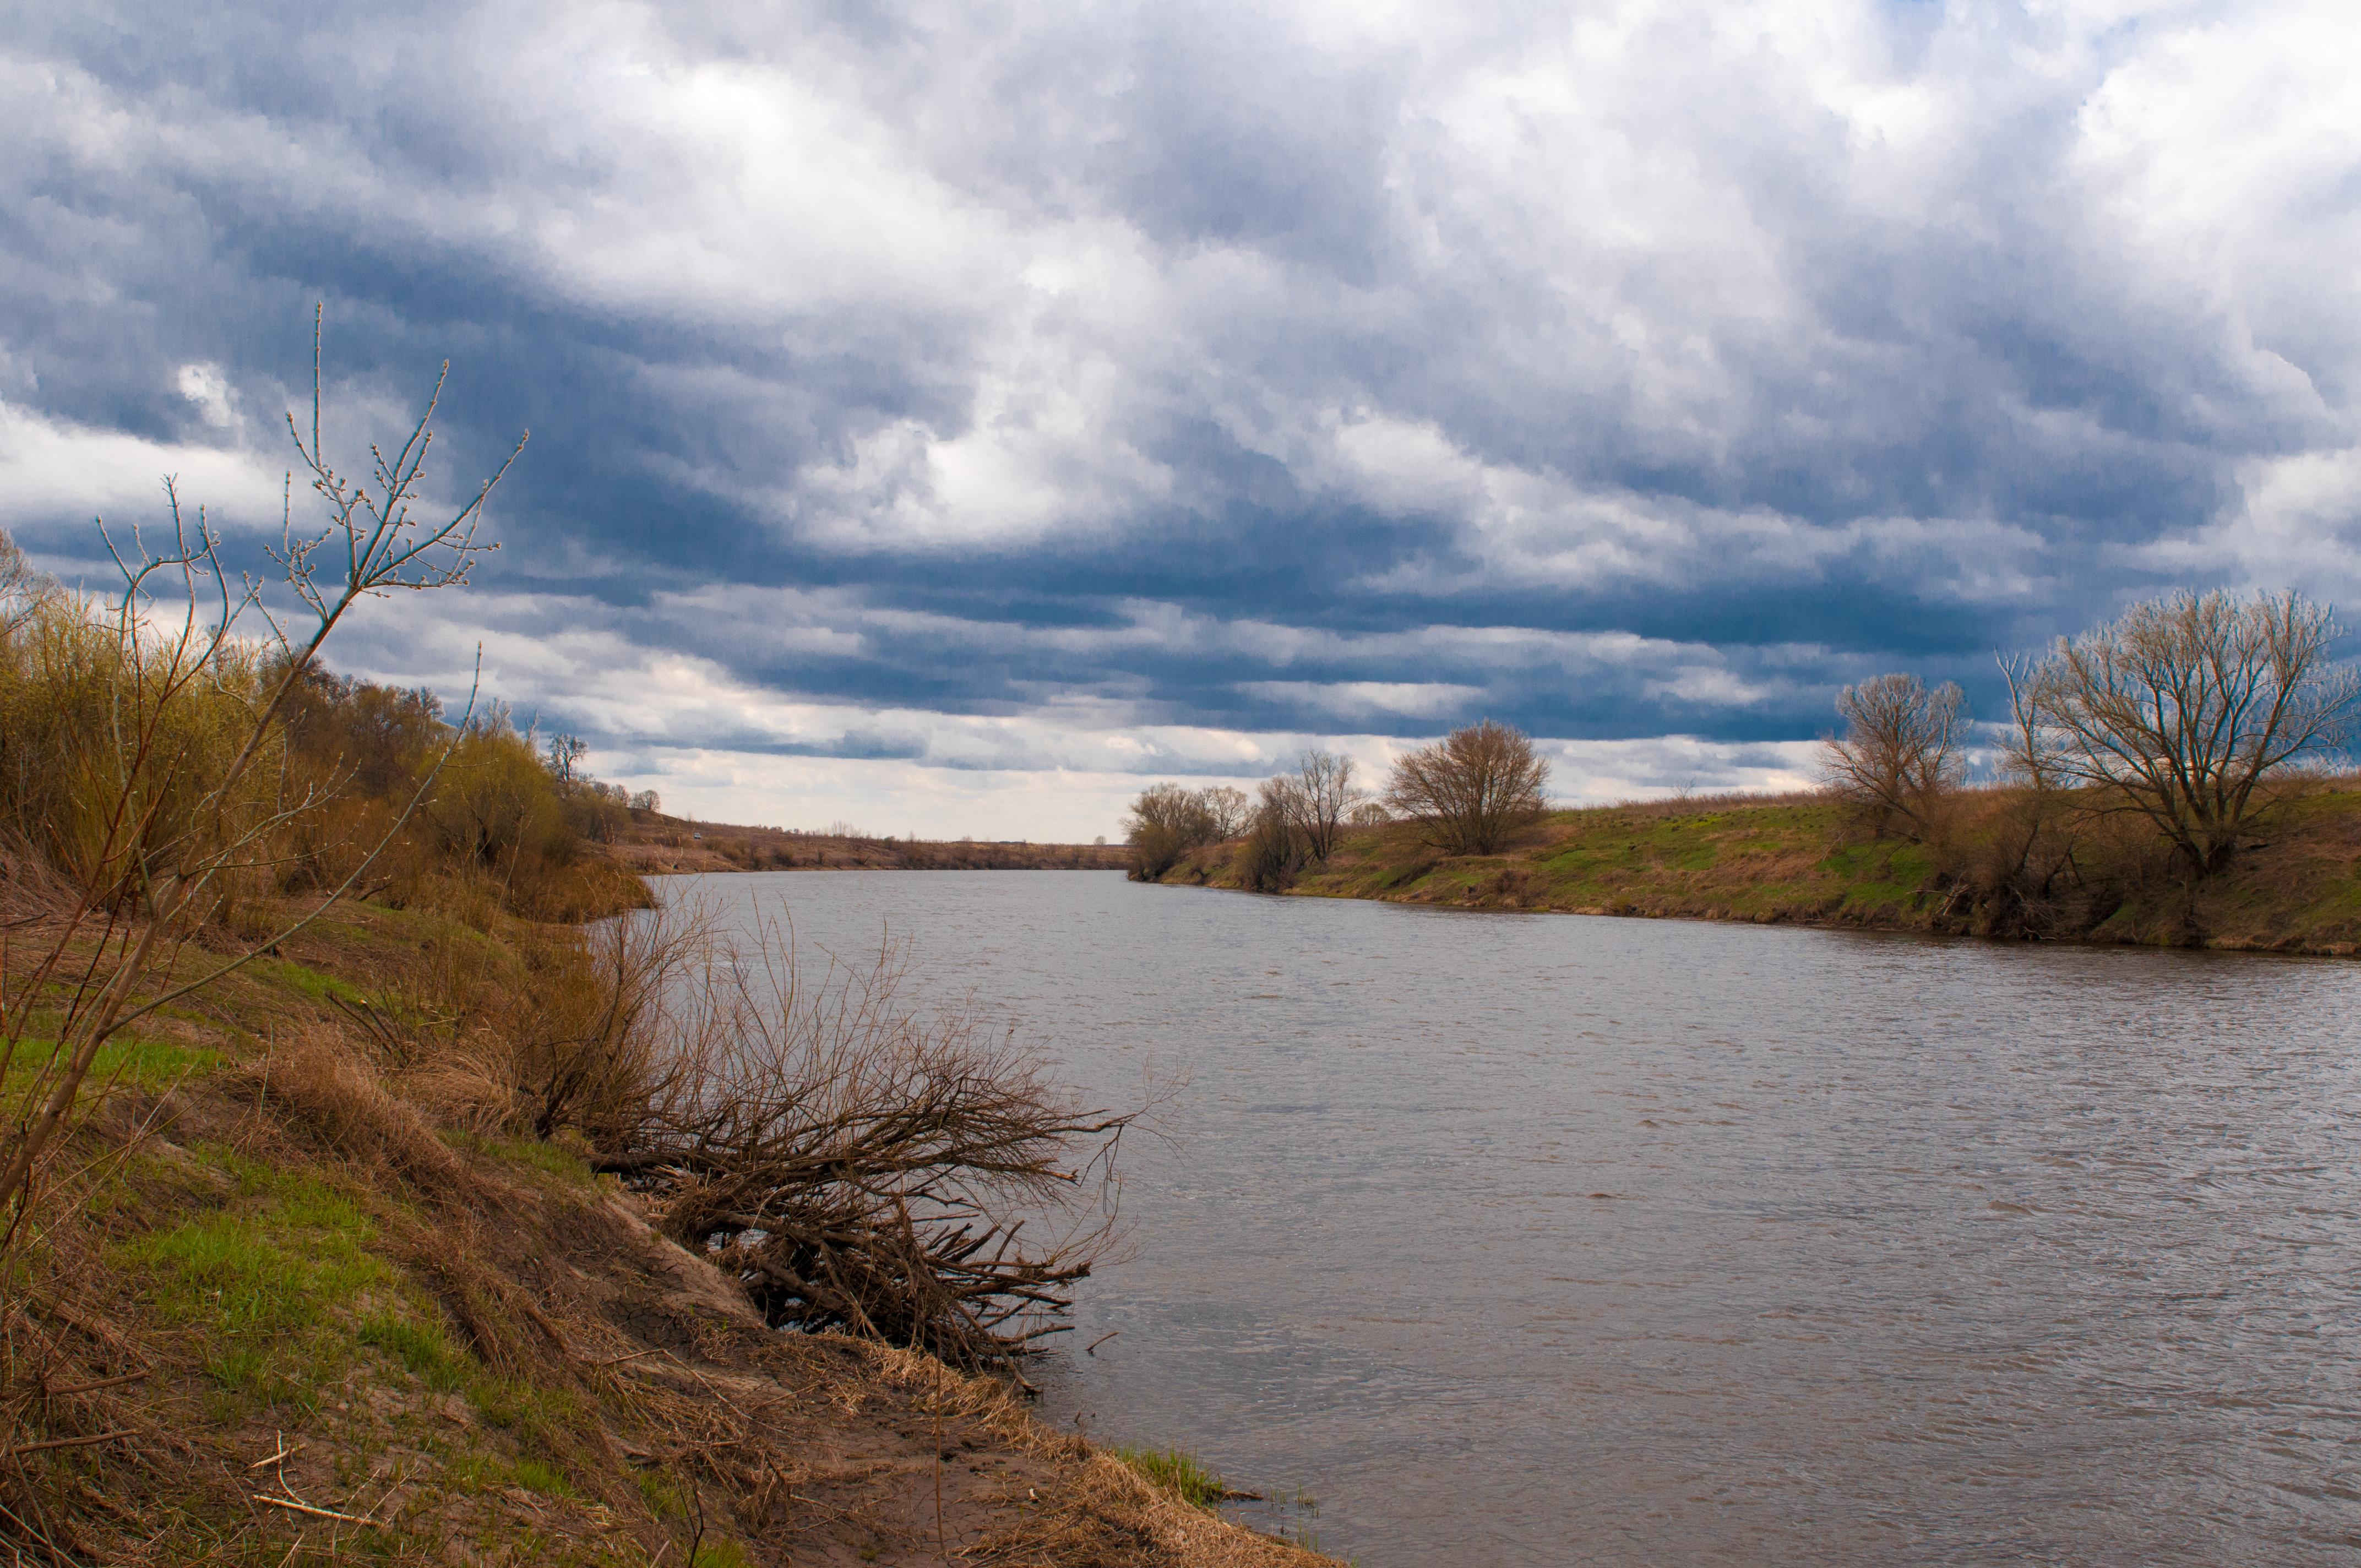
[2, 0, 2354, 834]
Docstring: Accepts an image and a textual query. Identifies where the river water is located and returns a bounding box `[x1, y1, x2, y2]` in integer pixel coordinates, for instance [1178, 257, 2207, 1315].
[661, 869, 2361, 1566]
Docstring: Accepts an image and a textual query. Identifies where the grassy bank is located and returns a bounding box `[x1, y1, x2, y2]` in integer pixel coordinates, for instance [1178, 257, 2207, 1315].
[0, 889, 1326, 1566]
[1147, 781, 2361, 956]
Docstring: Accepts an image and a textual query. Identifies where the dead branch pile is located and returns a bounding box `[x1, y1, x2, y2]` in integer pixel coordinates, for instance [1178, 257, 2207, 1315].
[590, 916, 1132, 1371]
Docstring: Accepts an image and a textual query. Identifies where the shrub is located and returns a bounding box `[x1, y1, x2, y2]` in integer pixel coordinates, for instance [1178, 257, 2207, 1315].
[1385, 720, 1550, 855]
[1819, 673, 1967, 841]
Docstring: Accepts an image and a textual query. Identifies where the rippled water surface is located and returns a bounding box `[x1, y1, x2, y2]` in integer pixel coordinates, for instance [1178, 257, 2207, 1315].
[666, 869, 2361, 1566]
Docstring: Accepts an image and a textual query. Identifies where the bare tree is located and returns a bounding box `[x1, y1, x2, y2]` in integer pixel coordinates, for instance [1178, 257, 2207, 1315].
[0, 309, 521, 1218]
[1199, 785, 1253, 840]
[1384, 720, 1551, 855]
[1818, 673, 1967, 839]
[1286, 749, 1361, 863]
[2010, 588, 2358, 874]
[0, 531, 57, 640]
[1239, 777, 1302, 891]
[545, 731, 587, 785]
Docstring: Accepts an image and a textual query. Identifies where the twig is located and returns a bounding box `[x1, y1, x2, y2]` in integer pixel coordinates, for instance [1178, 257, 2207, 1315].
[248, 1440, 300, 1470]
[44, 1370, 150, 1397]
[2, 1428, 138, 1457]
[251, 1494, 369, 1525]
[587, 1348, 664, 1368]
[1084, 1331, 1118, 1357]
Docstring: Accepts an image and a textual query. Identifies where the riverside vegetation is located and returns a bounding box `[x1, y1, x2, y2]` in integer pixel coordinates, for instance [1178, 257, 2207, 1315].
[0, 322, 1328, 1566]
[1129, 596, 2361, 955]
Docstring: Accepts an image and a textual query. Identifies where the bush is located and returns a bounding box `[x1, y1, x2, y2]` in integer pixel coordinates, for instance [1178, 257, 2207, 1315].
[1385, 720, 1550, 855]
[1124, 782, 1224, 880]
[1819, 673, 1966, 841]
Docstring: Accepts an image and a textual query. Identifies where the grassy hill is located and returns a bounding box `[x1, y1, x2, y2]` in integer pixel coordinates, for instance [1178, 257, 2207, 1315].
[1147, 782, 2361, 956]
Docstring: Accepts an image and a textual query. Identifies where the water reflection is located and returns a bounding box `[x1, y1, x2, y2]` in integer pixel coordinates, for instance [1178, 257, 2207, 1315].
[662, 870, 2361, 1567]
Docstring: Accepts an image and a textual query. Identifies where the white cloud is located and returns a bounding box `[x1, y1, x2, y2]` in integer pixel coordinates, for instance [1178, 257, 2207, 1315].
[0, 397, 282, 538]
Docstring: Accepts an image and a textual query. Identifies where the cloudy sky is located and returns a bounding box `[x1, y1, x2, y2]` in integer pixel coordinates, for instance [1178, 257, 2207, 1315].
[3, 0, 2355, 837]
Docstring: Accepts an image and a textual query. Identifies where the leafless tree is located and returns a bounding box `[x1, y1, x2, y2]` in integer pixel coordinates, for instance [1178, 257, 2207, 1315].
[1199, 785, 1253, 840]
[0, 532, 57, 640]
[0, 308, 521, 1218]
[1285, 749, 1361, 863]
[1239, 778, 1301, 891]
[1818, 673, 1967, 839]
[2009, 588, 2358, 874]
[545, 731, 587, 785]
[1384, 720, 1551, 854]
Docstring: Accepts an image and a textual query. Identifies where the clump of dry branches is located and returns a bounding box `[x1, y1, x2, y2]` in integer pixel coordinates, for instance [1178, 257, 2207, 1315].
[586, 912, 1134, 1373]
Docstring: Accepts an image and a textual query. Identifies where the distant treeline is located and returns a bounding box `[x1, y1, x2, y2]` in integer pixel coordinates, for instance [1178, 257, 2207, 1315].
[1125, 717, 1549, 889]
[613, 815, 1131, 873]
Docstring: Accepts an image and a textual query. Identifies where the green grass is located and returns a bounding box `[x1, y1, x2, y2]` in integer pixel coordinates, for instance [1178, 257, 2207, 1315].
[113, 1157, 397, 1412]
[690, 1544, 752, 1568]
[2, 1031, 221, 1095]
[510, 1457, 574, 1498]
[247, 956, 370, 1007]
[358, 1309, 471, 1392]
[440, 1130, 597, 1186]
[1113, 1446, 1228, 1511]
[636, 1468, 685, 1518]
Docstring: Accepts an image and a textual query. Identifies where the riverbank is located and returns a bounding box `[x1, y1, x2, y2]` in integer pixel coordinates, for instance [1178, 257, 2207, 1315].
[1146, 781, 2361, 955]
[614, 816, 1133, 876]
[3, 890, 1321, 1565]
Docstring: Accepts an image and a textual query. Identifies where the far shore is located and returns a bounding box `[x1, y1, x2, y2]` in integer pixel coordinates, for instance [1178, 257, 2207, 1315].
[613, 815, 1134, 876]
[1140, 785, 2361, 958]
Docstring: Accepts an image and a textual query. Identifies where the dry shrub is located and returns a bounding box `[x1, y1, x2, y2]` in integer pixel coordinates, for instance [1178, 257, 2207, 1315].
[511, 853, 656, 923]
[1386, 720, 1549, 854]
[0, 840, 80, 926]
[592, 911, 1137, 1370]
[250, 1028, 472, 1197]
[0, 595, 286, 907]
[494, 904, 705, 1144]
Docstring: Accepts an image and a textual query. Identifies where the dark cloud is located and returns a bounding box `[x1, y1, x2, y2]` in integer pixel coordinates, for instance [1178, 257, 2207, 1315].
[2, 0, 2355, 812]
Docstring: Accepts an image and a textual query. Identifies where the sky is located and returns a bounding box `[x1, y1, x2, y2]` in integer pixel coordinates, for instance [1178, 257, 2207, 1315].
[2, 0, 2357, 840]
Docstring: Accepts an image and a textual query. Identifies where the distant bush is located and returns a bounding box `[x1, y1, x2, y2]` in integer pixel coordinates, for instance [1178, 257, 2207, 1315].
[1385, 720, 1550, 855]
[1818, 673, 1967, 841]
[1239, 785, 1300, 892]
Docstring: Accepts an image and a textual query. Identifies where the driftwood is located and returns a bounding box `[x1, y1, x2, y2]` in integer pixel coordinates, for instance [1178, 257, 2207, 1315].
[592, 921, 1134, 1370]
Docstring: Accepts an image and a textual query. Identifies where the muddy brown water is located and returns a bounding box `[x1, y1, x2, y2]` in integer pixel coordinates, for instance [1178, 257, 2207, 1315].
[658, 869, 2361, 1566]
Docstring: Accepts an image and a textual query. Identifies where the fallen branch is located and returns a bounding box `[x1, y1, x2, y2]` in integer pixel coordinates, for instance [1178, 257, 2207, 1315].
[42, 1370, 150, 1398]
[251, 1494, 369, 1525]
[2, 1428, 138, 1458]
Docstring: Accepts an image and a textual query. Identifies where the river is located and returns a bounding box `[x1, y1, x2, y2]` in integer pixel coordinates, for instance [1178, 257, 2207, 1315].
[660, 868, 2361, 1566]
